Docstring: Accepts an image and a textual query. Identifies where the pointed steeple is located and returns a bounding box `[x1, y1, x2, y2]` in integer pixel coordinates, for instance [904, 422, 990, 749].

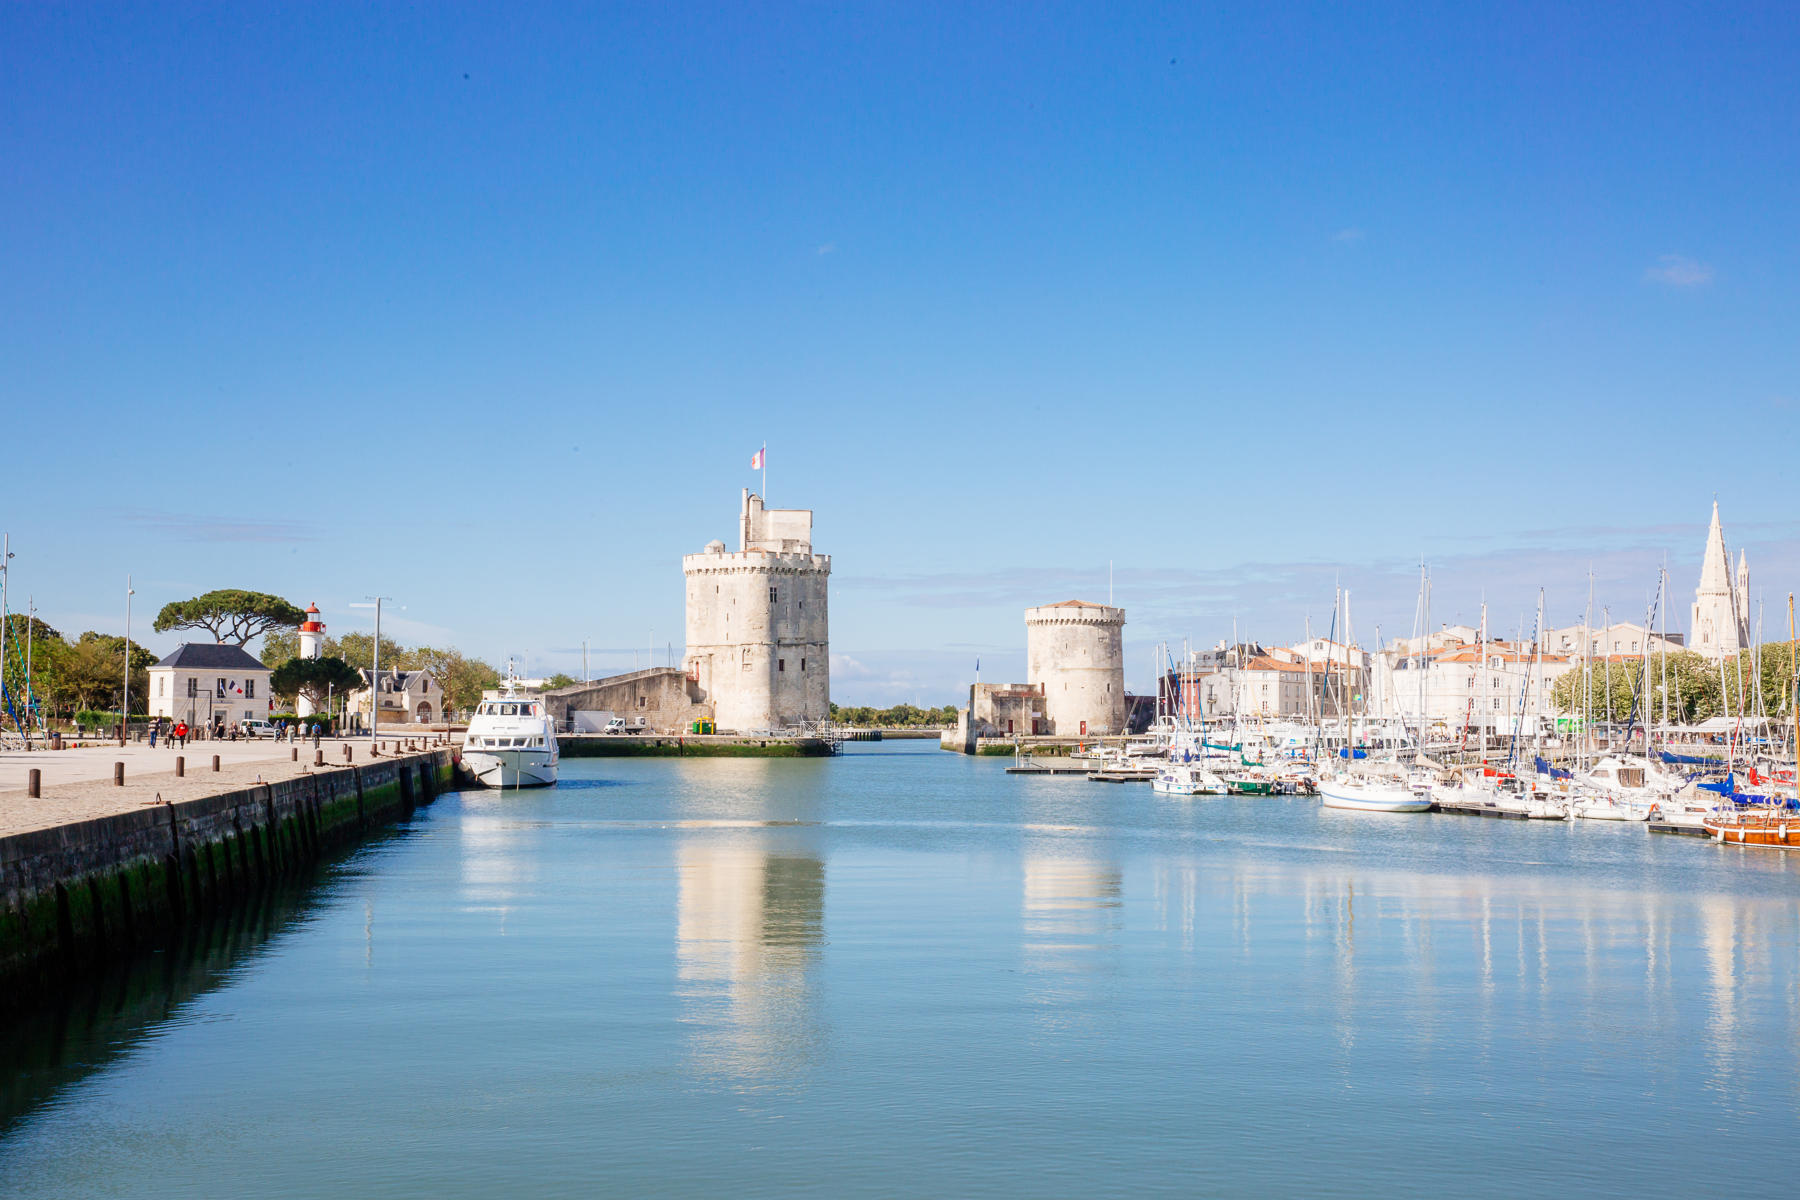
[1691, 501, 1746, 660]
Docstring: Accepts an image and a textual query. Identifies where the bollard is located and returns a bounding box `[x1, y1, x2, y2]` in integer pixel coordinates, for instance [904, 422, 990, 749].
[344, 745, 353, 762]
[211, 754, 221, 772]
[372, 744, 380, 757]
[114, 762, 124, 786]
[176, 756, 185, 777]
[291, 747, 298, 761]
[314, 749, 324, 766]
[28, 768, 40, 798]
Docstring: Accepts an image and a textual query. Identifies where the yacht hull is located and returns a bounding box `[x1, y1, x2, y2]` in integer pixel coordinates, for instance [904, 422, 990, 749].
[463, 749, 558, 788]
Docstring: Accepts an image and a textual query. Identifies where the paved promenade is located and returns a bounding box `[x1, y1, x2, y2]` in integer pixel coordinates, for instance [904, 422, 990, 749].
[0, 738, 445, 839]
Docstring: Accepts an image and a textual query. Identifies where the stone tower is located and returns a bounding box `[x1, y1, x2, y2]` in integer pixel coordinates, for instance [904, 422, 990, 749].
[1025, 601, 1126, 736]
[296, 602, 326, 717]
[683, 490, 831, 733]
[1690, 501, 1750, 661]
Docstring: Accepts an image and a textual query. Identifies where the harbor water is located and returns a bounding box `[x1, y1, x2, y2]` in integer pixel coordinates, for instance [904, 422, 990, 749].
[3, 740, 1797, 1198]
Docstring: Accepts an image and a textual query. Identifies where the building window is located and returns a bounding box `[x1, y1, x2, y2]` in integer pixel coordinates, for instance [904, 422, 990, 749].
[638, 696, 646, 708]
[245, 679, 255, 699]
[216, 678, 227, 698]
[769, 587, 778, 603]
[188, 678, 197, 698]
[158, 676, 165, 696]
[778, 659, 786, 672]
[800, 658, 806, 671]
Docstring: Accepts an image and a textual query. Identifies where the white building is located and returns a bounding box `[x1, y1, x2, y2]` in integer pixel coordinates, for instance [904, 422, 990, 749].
[1690, 501, 1750, 661]
[147, 643, 273, 730]
[343, 667, 443, 727]
[1542, 622, 1683, 659]
[683, 490, 831, 733]
[1380, 641, 1573, 737]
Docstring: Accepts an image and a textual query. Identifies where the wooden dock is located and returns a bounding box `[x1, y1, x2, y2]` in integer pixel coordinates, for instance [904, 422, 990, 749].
[1648, 820, 1713, 839]
[1432, 800, 1532, 820]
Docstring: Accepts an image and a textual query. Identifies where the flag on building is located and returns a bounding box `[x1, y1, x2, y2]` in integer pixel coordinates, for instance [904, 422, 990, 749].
[750, 446, 765, 470]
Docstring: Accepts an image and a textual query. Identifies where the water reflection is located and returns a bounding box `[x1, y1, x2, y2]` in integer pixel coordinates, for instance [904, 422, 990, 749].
[675, 837, 826, 1080]
[0, 865, 332, 1134]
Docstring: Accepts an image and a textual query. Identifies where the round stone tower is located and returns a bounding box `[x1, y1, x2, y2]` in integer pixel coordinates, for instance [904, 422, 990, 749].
[683, 491, 831, 733]
[1025, 600, 1126, 737]
[296, 602, 326, 717]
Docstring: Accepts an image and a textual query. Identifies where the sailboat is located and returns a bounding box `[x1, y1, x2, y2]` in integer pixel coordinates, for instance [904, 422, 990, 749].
[1318, 589, 1431, 813]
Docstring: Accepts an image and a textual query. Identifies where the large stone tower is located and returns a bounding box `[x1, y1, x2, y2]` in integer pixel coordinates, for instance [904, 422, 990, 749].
[683, 491, 831, 733]
[1690, 501, 1750, 661]
[296, 602, 326, 717]
[1025, 601, 1126, 736]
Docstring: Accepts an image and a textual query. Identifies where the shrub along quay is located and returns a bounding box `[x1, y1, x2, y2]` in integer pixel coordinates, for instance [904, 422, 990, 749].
[0, 747, 455, 1013]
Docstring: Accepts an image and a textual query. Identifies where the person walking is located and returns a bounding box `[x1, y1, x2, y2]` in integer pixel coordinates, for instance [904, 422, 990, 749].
[174, 721, 189, 748]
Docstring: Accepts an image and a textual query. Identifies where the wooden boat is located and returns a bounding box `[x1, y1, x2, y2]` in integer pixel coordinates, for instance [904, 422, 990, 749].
[1703, 809, 1800, 847]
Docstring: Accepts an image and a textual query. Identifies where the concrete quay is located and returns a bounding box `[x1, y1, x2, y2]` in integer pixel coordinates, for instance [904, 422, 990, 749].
[0, 740, 456, 1012]
[558, 733, 836, 757]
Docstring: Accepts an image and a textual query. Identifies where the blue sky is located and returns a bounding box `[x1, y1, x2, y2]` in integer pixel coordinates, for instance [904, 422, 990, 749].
[3, 3, 1796, 703]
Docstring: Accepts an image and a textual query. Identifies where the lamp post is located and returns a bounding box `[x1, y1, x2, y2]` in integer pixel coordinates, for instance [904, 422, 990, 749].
[122, 575, 135, 745]
[349, 596, 394, 743]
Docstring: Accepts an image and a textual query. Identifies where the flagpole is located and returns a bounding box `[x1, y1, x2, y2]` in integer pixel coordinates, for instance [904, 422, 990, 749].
[762, 441, 767, 502]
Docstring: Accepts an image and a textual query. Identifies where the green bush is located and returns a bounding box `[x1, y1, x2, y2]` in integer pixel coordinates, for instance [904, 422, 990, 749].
[74, 709, 144, 727]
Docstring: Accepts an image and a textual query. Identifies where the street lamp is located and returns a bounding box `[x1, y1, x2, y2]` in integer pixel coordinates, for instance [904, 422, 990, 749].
[122, 575, 135, 746]
[349, 596, 395, 742]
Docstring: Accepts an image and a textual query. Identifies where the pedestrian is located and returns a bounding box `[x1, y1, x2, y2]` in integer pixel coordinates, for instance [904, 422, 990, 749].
[174, 721, 189, 747]
[149, 724, 158, 748]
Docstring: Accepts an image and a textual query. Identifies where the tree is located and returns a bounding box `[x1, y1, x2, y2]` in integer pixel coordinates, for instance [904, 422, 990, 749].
[270, 656, 364, 712]
[154, 590, 307, 645]
[260, 629, 299, 667]
[326, 632, 406, 671]
[405, 646, 501, 712]
[55, 633, 155, 713]
[542, 672, 579, 690]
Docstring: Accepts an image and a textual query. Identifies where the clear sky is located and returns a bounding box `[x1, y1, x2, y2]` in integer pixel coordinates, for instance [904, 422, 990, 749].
[3, 3, 1796, 703]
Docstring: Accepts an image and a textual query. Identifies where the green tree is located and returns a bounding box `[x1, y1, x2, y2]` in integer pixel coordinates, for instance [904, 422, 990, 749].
[270, 656, 364, 712]
[56, 633, 154, 713]
[405, 646, 500, 712]
[154, 589, 307, 645]
[542, 672, 579, 690]
[260, 629, 299, 667]
[326, 632, 406, 671]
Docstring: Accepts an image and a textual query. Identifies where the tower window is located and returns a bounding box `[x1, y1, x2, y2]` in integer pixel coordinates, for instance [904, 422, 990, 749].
[769, 587, 778, 603]
[778, 659, 786, 672]
[800, 658, 806, 671]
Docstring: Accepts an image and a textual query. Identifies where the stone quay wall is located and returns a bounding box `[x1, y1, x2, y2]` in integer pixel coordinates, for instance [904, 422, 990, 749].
[0, 749, 455, 1012]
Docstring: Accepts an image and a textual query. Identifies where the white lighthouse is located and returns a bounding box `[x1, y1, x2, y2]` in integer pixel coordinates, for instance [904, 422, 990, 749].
[296, 603, 326, 716]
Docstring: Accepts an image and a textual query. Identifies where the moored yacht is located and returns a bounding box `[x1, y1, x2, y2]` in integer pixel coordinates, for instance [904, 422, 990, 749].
[461, 675, 559, 788]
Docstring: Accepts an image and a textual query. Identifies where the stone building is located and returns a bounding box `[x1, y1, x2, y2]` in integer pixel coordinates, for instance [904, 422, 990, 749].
[343, 667, 443, 728]
[1690, 501, 1750, 661]
[682, 490, 831, 733]
[542, 667, 710, 733]
[1025, 601, 1127, 737]
[147, 643, 273, 730]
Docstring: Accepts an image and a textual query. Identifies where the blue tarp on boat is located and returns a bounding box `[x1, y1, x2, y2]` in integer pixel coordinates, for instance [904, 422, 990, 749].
[1533, 756, 1572, 781]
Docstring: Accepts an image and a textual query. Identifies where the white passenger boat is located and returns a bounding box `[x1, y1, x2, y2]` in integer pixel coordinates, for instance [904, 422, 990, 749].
[461, 680, 559, 788]
[1152, 761, 1229, 796]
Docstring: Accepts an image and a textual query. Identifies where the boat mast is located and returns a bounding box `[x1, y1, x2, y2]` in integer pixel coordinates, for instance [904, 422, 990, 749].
[1789, 593, 1797, 811]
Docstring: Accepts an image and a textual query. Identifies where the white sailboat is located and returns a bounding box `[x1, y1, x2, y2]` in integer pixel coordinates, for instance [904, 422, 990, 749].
[1319, 588, 1431, 813]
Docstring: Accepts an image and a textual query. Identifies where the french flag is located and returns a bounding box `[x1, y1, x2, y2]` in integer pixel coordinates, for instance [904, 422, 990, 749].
[750, 446, 765, 470]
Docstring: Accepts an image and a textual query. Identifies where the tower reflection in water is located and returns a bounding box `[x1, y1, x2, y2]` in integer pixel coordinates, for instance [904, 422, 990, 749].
[676, 833, 826, 1080]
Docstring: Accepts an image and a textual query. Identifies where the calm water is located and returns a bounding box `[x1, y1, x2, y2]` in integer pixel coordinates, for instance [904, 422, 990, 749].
[4, 741, 1799, 1198]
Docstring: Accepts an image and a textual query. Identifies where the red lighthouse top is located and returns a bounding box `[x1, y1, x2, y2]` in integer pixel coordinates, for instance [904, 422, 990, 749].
[299, 602, 325, 633]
